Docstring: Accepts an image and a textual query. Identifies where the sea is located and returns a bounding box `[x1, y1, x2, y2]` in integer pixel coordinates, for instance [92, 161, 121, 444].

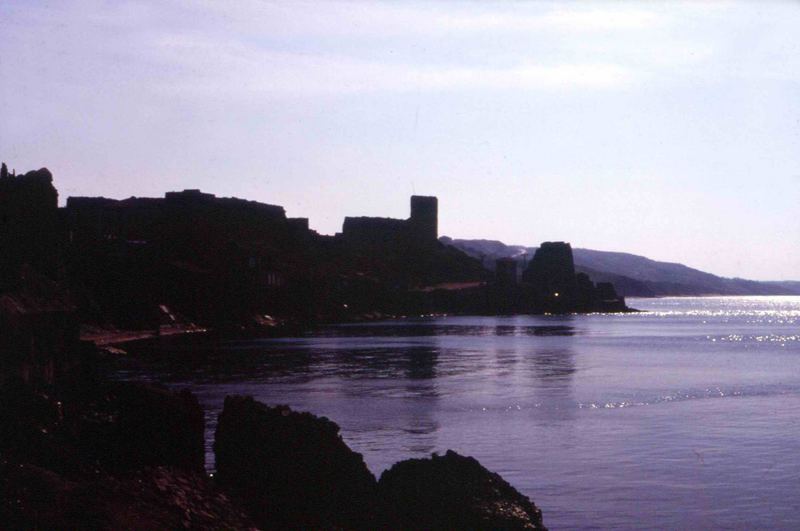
[111, 296, 800, 530]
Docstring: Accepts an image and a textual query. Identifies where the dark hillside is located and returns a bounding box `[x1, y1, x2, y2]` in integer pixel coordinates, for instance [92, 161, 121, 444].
[443, 237, 800, 297]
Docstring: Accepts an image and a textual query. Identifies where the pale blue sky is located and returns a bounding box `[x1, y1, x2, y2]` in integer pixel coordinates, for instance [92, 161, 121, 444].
[2, 1, 799, 280]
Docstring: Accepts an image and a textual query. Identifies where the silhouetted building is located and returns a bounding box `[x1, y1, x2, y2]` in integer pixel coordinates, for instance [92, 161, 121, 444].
[3, 162, 628, 333]
[341, 217, 407, 245]
[164, 189, 215, 203]
[409, 195, 438, 242]
[341, 195, 438, 246]
[62, 189, 315, 328]
[66, 190, 308, 244]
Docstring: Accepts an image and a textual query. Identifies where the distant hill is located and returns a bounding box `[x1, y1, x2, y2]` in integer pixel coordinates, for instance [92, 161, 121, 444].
[440, 237, 800, 297]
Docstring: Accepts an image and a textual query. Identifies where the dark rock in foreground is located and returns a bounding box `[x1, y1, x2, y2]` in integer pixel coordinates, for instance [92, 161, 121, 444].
[214, 396, 378, 530]
[0, 377, 252, 530]
[2, 378, 550, 530]
[0, 379, 204, 477]
[214, 395, 547, 530]
[0, 460, 256, 530]
[78, 382, 205, 474]
[378, 450, 547, 531]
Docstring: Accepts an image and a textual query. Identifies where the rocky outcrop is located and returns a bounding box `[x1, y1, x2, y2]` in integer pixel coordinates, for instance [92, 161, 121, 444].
[76, 382, 205, 474]
[0, 379, 204, 475]
[2, 381, 552, 530]
[214, 396, 378, 530]
[0, 460, 256, 530]
[0, 376, 250, 530]
[0, 166, 61, 286]
[519, 242, 628, 313]
[377, 450, 547, 530]
[214, 396, 548, 530]
[522, 241, 577, 300]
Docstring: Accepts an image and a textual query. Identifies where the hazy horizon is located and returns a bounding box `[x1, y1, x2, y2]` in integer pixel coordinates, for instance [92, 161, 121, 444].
[2, 1, 799, 281]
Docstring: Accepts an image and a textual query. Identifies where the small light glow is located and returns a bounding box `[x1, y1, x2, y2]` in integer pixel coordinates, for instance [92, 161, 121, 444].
[554, 292, 560, 297]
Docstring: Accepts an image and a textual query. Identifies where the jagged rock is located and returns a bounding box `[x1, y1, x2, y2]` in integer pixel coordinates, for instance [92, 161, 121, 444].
[0, 379, 82, 475]
[596, 281, 619, 301]
[214, 396, 378, 530]
[0, 266, 83, 387]
[377, 450, 547, 531]
[0, 460, 256, 530]
[67, 466, 257, 530]
[2, 382, 550, 530]
[0, 380, 205, 477]
[522, 242, 577, 300]
[78, 382, 205, 474]
[0, 373, 245, 529]
[0, 458, 74, 529]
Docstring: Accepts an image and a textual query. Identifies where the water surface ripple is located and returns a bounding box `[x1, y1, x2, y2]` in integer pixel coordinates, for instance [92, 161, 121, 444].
[110, 296, 800, 530]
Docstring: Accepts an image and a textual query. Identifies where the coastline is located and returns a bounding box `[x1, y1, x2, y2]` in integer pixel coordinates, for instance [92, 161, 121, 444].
[0, 339, 548, 530]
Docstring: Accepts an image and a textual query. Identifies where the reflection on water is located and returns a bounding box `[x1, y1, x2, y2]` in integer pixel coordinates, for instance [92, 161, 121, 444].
[330, 345, 440, 386]
[330, 343, 441, 455]
[405, 347, 439, 382]
[529, 347, 577, 422]
[108, 297, 800, 530]
[401, 344, 440, 453]
[530, 348, 576, 380]
[314, 322, 577, 338]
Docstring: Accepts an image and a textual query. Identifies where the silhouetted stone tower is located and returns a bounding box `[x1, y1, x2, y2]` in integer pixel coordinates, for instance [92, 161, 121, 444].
[409, 195, 438, 243]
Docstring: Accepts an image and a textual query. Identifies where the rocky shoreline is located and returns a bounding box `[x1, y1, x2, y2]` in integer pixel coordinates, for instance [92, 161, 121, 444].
[0, 166, 555, 528]
[1, 369, 547, 530]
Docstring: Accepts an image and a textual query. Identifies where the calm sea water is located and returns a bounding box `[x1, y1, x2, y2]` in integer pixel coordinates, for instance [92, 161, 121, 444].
[112, 296, 800, 530]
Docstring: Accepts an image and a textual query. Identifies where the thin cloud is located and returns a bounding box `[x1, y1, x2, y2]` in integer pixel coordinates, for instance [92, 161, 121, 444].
[443, 8, 661, 33]
[180, 1, 664, 37]
[152, 44, 636, 97]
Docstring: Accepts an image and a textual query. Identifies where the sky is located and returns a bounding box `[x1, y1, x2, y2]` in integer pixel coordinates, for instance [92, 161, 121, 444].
[1, 1, 799, 280]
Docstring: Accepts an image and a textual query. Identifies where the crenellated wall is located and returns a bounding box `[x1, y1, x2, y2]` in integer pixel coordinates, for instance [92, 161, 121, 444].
[341, 195, 438, 246]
